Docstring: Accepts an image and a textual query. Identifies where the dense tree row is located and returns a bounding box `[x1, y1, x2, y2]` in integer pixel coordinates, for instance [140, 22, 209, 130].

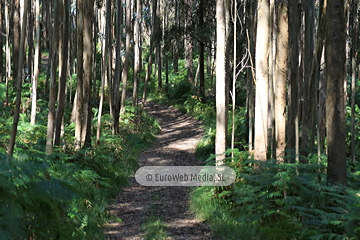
[214, 0, 353, 187]
[0, 0, 357, 187]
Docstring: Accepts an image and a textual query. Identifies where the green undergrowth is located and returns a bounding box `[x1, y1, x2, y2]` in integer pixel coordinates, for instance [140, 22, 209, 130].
[142, 216, 168, 240]
[0, 105, 160, 239]
[191, 151, 360, 239]
[156, 87, 360, 239]
[142, 191, 168, 240]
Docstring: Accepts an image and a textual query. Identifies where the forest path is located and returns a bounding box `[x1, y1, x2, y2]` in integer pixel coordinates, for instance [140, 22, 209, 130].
[104, 101, 218, 240]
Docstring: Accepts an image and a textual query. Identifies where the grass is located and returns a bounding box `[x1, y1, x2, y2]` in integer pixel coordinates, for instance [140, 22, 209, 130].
[142, 192, 168, 240]
[142, 216, 168, 240]
[190, 186, 262, 240]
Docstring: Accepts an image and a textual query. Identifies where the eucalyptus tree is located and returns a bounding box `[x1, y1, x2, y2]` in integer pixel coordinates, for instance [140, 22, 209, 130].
[274, 0, 288, 162]
[8, 0, 28, 156]
[254, 0, 270, 161]
[30, 0, 41, 125]
[133, 0, 142, 107]
[120, 0, 132, 115]
[215, 0, 227, 165]
[325, 0, 347, 186]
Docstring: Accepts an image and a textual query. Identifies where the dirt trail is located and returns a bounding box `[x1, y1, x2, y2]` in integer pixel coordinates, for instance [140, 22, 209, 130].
[104, 101, 218, 240]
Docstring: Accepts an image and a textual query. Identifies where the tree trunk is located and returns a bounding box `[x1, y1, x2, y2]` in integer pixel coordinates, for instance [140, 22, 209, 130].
[27, 0, 33, 84]
[184, 0, 194, 85]
[12, 0, 20, 84]
[215, 0, 227, 165]
[268, 0, 276, 160]
[96, 1, 108, 146]
[75, 0, 83, 150]
[112, 0, 122, 133]
[325, 0, 347, 186]
[120, 0, 131, 115]
[132, 0, 141, 107]
[82, 0, 93, 147]
[5, 0, 10, 106]
[246, 0, 255, 153]
[254, 0, 270, 162]
[46, 0, 60, 153]
[351, 0, 359, 162]
[8, 0, 28, 156]
[286, 0, 300, 162]
[274, 1, 288, 162]
[198, 0, 205, 99]
[173, 0, 179, 73]
[54, 0, 69, 146]
[140, 0, 157, 115]
[30, 0, 41, 125]
[300, 0, 315, 162]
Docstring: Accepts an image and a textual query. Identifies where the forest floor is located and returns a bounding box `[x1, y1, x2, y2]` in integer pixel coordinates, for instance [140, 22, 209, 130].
[104, 101, 219, 240]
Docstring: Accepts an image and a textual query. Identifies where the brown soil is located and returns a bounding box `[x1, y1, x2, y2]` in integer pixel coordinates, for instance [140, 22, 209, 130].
[104, 101, 219, 240]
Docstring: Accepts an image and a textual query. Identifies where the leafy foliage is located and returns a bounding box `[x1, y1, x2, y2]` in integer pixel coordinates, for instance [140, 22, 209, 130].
[191, 151, 360, 239]
[0, 99, 160, 239]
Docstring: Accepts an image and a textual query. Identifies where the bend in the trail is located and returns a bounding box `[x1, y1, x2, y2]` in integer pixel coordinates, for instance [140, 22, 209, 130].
[104, 101, 218, 240]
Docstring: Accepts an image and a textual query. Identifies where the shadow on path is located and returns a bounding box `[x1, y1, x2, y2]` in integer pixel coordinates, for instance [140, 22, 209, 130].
[104, 101, 218, 240]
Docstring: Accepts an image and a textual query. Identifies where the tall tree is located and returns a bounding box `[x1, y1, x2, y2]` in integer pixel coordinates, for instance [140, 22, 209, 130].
[246, 0, 256, 153]
[325, 0, 347, 186]
[351, 0, 359, 162]
[140, 0, 157, 115]
[120, 0, 132, 115]
[198, 0, 205, 99]
[132, 0, 142, 107]
[46, 0, 60, 153]
[184, 0, 194, 85]
[8, 0, 28, 156]
[12, 0, 20, 84]
[5, 0, 11, 105]
[254, 0, 270, 161]
[54, 0, 70, 146]
[274, 1, 288, 161]
[96, 0, 108, 145]
[82, 0, 94, 146]
[74, 0, 84, 149]
[113, 0, 122, 133]
[30, 0, 41, 125]
[286, 0, 300, 162]
[300, 0, 315, 162]
[27, 0, 34, 83]
[215, 0, 227, 165]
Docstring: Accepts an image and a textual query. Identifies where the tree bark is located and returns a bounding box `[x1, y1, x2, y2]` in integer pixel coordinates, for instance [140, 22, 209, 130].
[140, 0, 157, 115]
[82, 0, 93, 147]
[75, 0, 84, 150]
[8, 0, 28, 156]
[54, 0, 69, 146]
[286, 0, 300, 162]
[184, 0, 194, 85]
[46, 0, 60, 153]
[254, 0, 270, 162]
[325, 0, 347, 186]
[113, 0, 122, 133]
[198, 0, 205, 99]
[120, 0, 131, 115]
[12, 0, 20, 84]
[351, 0, 359, 162]
[5, 0, 10, 106]
[30, 0, 41, 125]
[300, 0, 315, 162]
[215, 0, 227, 165]
[96, 1, 108, 146]
[275, 1, 288, 162]
[133, 0, 142, 107]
